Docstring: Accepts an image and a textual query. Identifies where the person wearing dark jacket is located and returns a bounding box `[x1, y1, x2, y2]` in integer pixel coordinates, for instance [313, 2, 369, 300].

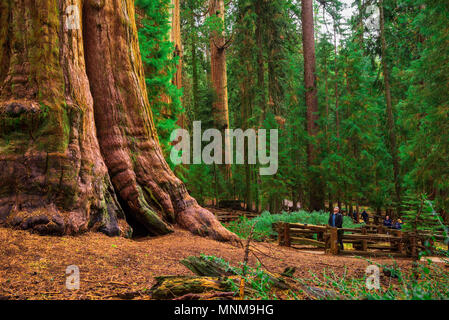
[361, 210, 369, 223]
[352, 211, 358, 223]
[383, 215, 393, 228]
[329, 207, 344, 250]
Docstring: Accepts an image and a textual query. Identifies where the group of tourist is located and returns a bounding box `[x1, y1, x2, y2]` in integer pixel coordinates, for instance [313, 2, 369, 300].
[383, 215, 403, 230]
[350, 210, 369, 224]
[348, 210, 403, 229]
[328, 206, 405, 251]
[335, 207, 404, 229]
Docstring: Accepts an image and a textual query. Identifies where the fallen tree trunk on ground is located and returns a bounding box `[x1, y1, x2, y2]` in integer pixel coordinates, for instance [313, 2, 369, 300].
[151, 256, 295, 299]
[150, 275, 234, 299]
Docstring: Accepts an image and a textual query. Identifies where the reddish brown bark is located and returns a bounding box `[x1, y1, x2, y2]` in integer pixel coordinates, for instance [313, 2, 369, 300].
[301, 0, 324, 211]
[0, 0, 237, 243]
[171, 0, 185, 129]
[0, 0, 128, 236]
[170, 0, 183, 94]
[209, 0, 231, 180]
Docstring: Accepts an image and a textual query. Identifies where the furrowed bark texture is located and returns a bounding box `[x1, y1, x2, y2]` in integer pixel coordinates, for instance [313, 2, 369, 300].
[209, 0, 231, 180]
[0, 0, 237, 242]
[0, 0, 129, 236]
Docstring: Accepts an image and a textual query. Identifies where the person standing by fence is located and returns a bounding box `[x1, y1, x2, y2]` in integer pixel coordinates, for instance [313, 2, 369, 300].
[329, 207, 344, 250]
[361, 210, 369, 223]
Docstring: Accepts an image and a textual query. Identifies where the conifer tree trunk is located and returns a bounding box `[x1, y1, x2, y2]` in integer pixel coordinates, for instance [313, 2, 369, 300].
[208, 0, 231, 181]
[189, 1, 199, 112]
[0, 0, 237, 242]
[379, 0, 401, 217]
[170, 0, 184, 128]
[301, 0, 324, 211]
[255, 0, 266, 122]
[0, 0, 126, 236]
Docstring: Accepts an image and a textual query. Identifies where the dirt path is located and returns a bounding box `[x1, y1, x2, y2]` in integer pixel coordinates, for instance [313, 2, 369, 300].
[0, 227, 414, 300]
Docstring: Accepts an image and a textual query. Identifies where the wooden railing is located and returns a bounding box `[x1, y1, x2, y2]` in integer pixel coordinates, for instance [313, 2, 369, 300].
[274, 222, 448, 257]
[213, 209, 259, 222]
[276, 222, 327, 248]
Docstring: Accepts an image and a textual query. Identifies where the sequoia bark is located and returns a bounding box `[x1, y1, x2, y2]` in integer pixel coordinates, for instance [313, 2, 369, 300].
[0, 0, 237, 242]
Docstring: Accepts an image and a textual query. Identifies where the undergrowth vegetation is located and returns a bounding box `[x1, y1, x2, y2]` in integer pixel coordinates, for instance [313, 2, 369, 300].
[298, 256, 449, 300]
[203, 253, 449, 300]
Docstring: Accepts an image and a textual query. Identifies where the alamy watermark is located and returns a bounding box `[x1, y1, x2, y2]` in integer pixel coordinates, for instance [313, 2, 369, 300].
[66, 265, 80, 290]
[170, 121, 278, 175]
[365, 265, 380, 290]
[65, 5, 80, 30]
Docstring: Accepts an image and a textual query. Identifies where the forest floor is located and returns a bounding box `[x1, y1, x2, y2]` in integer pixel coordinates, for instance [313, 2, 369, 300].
[0, 226, 417, 300]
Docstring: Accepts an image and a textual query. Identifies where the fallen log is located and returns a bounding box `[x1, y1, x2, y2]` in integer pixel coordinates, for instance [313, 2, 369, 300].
[173, 291, 235, 300]
[180, 256, 234, 277]
[150, 276, 234, 299]
[180, 255, 291, 290]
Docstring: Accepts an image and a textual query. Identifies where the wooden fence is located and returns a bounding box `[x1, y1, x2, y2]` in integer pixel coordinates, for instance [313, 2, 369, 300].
[274, 222, 448, 258]
[208, 207, 259, 222]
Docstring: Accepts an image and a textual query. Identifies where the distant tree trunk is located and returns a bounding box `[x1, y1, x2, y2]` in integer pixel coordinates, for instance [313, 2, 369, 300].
[209, 0, 231, 181]
[255, 0, 266, 122]
[321, 7, 331, 210]
[190, 2, 199, 113]
[301, 0, 324, 211]
[379, 0, 401, 217]
[170, 0, 184, 128]
[0, 0, 237, 242]
[333, 20, 343, 211]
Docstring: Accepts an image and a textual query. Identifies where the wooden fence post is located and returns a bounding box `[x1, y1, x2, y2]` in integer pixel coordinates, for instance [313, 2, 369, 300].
[392, 230, 403, 253]
[324, 226, 330, 254]
[330, 227, 339, 255]
[284, 223, 291, 247]
[361, 226, 368, 251]
[275, 223, 283, 246]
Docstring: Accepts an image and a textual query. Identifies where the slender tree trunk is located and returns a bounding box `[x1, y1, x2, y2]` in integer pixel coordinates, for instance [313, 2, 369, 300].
[209, 0, 231, 181]
[255, 0, 266, 122]
[170, 0, 184, 128]
[379, 0, 401, 217]
[190, 3, 199, 113]
[301, 0, 324, 211]
[0, 0, 237, 243]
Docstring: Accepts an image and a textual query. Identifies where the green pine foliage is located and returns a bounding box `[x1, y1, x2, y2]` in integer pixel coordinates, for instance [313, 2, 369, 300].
[402, 194, 444, 235]
[135, 0, 183, 165]
[136, 0, 449, 227]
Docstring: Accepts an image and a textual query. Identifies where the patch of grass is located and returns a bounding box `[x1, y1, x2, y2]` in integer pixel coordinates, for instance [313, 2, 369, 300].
[298, 256, 449, 300]
[201, 255, 280, 300]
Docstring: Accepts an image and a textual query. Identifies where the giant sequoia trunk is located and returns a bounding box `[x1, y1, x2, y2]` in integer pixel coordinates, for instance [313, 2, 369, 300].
[0, 0, 237, 242]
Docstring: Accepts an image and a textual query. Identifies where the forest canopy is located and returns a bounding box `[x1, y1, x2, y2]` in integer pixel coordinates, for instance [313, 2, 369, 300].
[140, 0, 449, 223]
